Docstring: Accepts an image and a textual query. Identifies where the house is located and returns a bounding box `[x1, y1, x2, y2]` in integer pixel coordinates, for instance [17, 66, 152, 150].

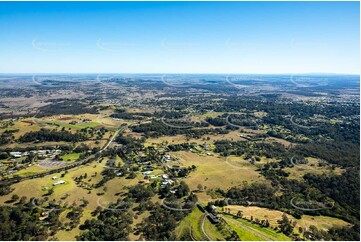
[39, 212, 49, 221]
[10, 152, 22, 158]
[170, 189, 178, 194]
[52, 176, 58, 180]
[161, 174, 169, 179]
[53, 180, 65, 186]
[161, 179, 174, 186]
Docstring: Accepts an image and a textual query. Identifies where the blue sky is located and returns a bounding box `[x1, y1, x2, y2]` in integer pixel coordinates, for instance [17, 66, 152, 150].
[0, 1, 359, 74]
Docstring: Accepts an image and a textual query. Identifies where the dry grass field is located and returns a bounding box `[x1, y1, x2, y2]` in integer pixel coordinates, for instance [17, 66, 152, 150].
[169, 151, 266, 202]
[0, 157, 146, 240]
[284, 157, 344, 180]
[145, 130, 249, 147]
[224, 205, 351, 234]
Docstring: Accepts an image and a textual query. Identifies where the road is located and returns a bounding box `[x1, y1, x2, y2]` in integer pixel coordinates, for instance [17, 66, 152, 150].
[100, 125, 125, 152]
[201, 213, 212, 241]
[0, 125, 126, 185]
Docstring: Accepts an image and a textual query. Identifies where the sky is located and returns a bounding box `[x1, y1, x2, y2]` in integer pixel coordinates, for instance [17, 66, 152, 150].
[0, 1, 359, 74]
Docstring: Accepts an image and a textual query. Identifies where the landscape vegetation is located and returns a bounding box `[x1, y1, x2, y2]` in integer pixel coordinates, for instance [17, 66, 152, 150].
[0, 74, 359, 241]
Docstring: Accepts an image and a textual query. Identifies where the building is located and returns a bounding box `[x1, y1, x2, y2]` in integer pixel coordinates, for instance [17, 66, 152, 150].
[9, 152, 22, 158]
[161, 179, 174, 186]
[53, 180, 65, 186]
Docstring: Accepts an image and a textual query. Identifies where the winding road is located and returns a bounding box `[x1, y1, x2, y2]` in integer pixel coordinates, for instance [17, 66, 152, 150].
[201, 213, 212, 241]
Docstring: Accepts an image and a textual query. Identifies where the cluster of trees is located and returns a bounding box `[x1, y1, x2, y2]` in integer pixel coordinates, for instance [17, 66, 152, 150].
[213, 96, 359, 143]
[77, 209, 133, 240]
[130, 120, 227, 139]
[167, 143, 196, 151]
[73, 143, 90, 153]
[0, 198, 62, 240]
[19, 128, 87, 143]
[216, 166, 360, 240]
[303, 168, 360, 221]
[214, 140, 286, 159]
[277, 213, 296, 236]
[293, 140, 359, 167]
[0, 183, 13, 195]
[0, 129, 17, 146]
[139, 205, 190, 240]
[206, 117, 227, 126]
[111, 111, 152, 120]
[115, 135, 145, 149]
[38, 99, 98, 116]
[128, 184, 154, 203]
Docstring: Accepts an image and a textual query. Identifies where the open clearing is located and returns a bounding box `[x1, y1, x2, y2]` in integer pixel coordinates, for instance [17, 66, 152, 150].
[284, 157, 344, 180]
[175, 206, 224, 240]
[224, 205, 351, 233]
[223, 214, 291, 241]
[169, 151, 266, 202]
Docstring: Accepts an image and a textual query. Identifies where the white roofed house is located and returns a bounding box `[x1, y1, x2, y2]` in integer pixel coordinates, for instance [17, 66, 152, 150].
[161, 179, 174, 186]
[53, 180, 65, 186]
[10, 152, 22, 158]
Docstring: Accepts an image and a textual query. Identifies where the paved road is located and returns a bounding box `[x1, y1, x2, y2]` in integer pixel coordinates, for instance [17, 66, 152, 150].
[100, 126, 124, 152]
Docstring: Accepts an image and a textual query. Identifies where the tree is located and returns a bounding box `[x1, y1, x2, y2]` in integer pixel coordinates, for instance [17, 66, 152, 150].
[197, 184, 203, 191]
[11, 194, 19, 202]
[47, 188, 54, 196]
[277, 213, 295, 236]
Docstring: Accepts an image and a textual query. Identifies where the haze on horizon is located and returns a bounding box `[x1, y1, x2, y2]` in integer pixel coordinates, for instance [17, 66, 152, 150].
[0, 1, 359, 74]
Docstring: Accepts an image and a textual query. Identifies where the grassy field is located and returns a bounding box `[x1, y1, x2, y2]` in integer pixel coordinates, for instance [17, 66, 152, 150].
[61, 153, 82, 162]
[0, 157, 146, 240]
[55, 209, 95, 240]
[175, 206, 223, 240]
[0, 107, 353, 241]
[170, 151, 266, 202]
[3, 119, 42, 138]
[203, 216, 226, 240]
[224, 205, 351, 234]
[283, 157, 344, 180]
[225, 217, 265, 241]
[145, 130, 249, 147]
[223, 214, 292, 241]
[11, 164, 48, 177]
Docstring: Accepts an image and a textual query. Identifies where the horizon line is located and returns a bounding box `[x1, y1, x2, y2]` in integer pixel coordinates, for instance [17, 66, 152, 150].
[0, 72, 359, 76]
